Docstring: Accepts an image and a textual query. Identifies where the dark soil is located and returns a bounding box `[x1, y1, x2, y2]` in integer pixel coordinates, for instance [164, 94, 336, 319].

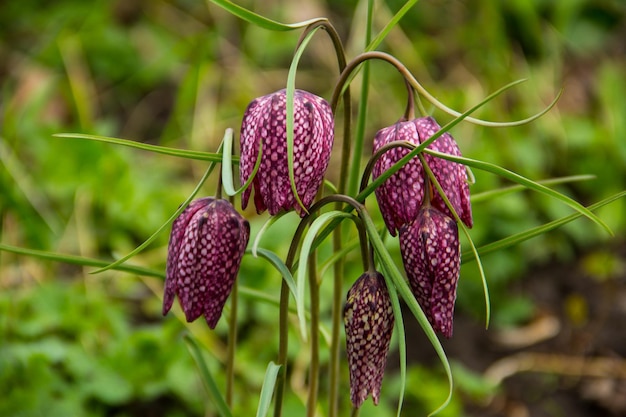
[402, 241, 626, 417]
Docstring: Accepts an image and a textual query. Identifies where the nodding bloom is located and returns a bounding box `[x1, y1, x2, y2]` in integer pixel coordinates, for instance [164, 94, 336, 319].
[344, 271, 394, 408]
[399, 207, 460, 338]
[372, 116, 472, 235]
[239, 89, 334, 217]
[163, 198, 250, 329]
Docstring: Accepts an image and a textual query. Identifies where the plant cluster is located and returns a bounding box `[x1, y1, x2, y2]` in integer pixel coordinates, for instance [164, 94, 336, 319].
[2, 1, 624, 416]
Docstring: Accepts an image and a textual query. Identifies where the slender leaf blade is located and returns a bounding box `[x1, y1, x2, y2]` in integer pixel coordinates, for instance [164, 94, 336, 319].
[256, 362, 282, 417]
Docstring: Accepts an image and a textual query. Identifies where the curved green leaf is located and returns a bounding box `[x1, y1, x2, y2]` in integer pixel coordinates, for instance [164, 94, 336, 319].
[297, 211, 353, 340]
[366, 0, 419, 51]
[251, 213, 285, 257]
[250, 248, 298, 306]
[221, 128, 263, 197]
[471, 175, 596, 204]
[209, 0, 327, 31]
[424, 149, 613, 235]
[0, 243, 163, 278]
[53, 133, 225, 162]
[256, 362, 282, 417]
[463, 191, 626, 262]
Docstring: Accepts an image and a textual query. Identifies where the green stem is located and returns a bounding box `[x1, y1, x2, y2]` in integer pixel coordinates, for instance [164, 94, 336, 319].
[329, 231, 343, 417]
[226, 279, 237, 406]
[273, 278, 290, 417]
[274, 208, 319, 417]
[306, 256, 320, 417]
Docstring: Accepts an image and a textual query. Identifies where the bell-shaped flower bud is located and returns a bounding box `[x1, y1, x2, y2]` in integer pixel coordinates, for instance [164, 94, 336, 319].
[399, 207, 460, 338]
[239, 89, 334, 217]
[163, 198, 250, 329]
[344, 271, 395, 408]
[372, 116, 472, 235]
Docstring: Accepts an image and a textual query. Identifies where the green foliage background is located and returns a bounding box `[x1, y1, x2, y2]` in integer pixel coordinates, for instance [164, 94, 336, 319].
[1, 0, 624, 416]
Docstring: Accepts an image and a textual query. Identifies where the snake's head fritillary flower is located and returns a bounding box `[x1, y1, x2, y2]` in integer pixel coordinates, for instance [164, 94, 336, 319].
[372, 116, 472, 235]
[399, 207, 460, 338]
[163, 198, 250, 329]
[239, 89, 334, 217]
[344, 271, 394, 408]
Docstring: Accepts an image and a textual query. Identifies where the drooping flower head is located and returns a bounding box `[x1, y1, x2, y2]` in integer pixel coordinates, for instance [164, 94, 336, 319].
[163, 198, 250, 329]
[372, 116, 472, 235]
[344, 271, 394, 408]
[239, 89, 334, 217]
[399, 207, 460, 338]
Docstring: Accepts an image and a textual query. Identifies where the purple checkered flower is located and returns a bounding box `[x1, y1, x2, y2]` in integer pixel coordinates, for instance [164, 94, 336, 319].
[399, 207, 460, 338]
[372, 116, 472, 235]
[163, 198, 250, 329]
[344, 271, 394, 408]
[239, 89, 334, 217]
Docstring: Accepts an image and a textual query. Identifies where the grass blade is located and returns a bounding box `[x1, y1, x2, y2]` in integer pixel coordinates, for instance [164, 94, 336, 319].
[463, 191, 626, 262]
[256, 362, 282, 417]
[54, 133, 225, 162]
[208, 0, 326, 31]
[424, 149, 613, 235]
[184, 335, 233, 417]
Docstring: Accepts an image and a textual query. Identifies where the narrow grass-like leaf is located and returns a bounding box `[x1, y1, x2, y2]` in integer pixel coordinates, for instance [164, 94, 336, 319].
[0, 243, 164, 278]
[208, 0, 326, 31]
[250, 248, 298, 307]
[366, 0, 419, 51]
[256, 362, 282, 417]
[0, 139, 63, 234]
[424, 149, 613, 235]
[296, 211, 354, 340]
[286, 27, 323, 214]
[54, 133, 225, 162]
[91, 148, 221, 274]
[378, 267, 407, 417]
[184, 335, 233, 417]
[251, 213, 285, 257]
[346, 0, 374, 196]
[471, 175, 596, 204]
[221, 128, 263, 196]
[463, 191, 626, 263]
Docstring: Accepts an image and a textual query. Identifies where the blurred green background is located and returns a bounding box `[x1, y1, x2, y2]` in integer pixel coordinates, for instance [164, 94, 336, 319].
[1, 0, 625, 416]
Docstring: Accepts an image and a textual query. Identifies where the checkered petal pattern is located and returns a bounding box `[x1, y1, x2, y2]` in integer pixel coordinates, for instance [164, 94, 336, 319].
[399, 207, 460, 338]
[372, 116, 472, 235]
[239, 89, 334, 216]
[163, 198, 250, 329]
[344, 271, 394, 408]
